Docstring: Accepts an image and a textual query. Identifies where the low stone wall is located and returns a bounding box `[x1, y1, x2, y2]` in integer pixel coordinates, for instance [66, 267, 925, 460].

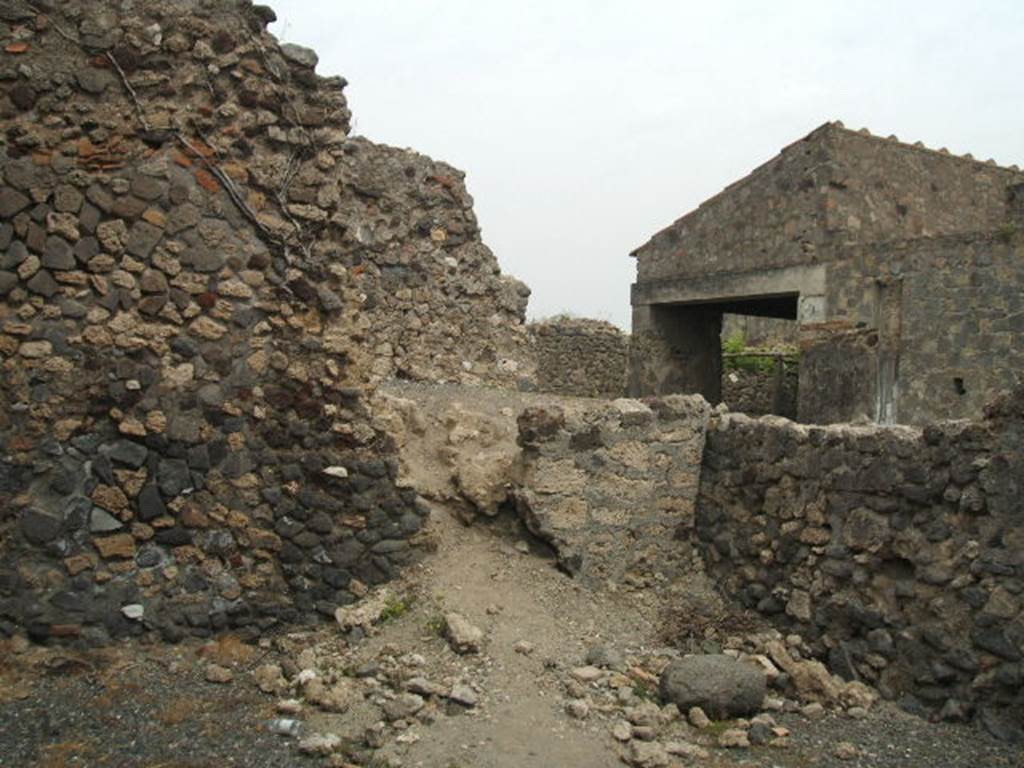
[531, 318, 627, 398]
[511, 387, 1024, 722]
[696, 391, 1024, 719]
[514, 396, 710, 589]
[721, 361, 798, 418]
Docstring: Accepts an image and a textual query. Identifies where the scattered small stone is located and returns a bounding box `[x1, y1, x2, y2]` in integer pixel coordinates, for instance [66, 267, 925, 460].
[254, 664, 289, 695]
[335, 589, 394, 632]
[513, 640, 534, 655]
[688, 706, 711, 729]
[751, 712, 776, 727]
[365, 722, 387, 749]
[298, 733, 341, 756]
[382, 693, 424, 721]
[565, 680, 588, 699]
[448, 684, 478, 708]
[570, 665, 603, 683]
[120, 604, 144, 620]
[266, 718, 302, 738]
[631, 725, 658, 741]
[625, 701, 661, 727]
[205, 664, 234, 684]
[717, 728, 750, 749]
[276, 699, 303, 715]
[628, 740, 670, 768]
[565, 698, 589, 719]
[801, 702, 826, 720]
[748, 720, 774, 745]
[585, 644, 624, 670]
[834, 741, 859, 760]
[444, 612, 483, 654]
[665, 741, 710, 760]
[611, 719, 632, 742]
[406, 677, 444, 697]
[306, 679, 359, 714]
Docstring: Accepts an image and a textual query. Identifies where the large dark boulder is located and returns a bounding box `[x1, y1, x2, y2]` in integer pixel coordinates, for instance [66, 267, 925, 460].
[659, 654, 766, 718]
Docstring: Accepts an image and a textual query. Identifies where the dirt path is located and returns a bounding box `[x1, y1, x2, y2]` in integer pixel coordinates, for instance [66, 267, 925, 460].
[376, 503, 653, 768]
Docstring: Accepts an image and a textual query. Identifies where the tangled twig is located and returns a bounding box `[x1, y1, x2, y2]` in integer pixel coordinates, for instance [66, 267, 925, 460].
[173, 132, 282, 247]
[105, 52, 151, 132]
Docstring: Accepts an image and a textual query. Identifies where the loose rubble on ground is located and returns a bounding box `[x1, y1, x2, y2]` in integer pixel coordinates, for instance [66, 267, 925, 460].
[7, 498, 1018, 768]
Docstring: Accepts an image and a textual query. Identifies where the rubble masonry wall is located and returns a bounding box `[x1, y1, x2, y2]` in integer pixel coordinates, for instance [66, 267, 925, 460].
[514, 396, 711, 589]
[823, 232, 1024, 423]
[515, 387, 1024, 718]
[696, 392, 1024, 717]
[633, 122, 1022, 284]
[721, 363, 798, 419]
[531, 317, 628, 398]
[0, 0, 531, 644]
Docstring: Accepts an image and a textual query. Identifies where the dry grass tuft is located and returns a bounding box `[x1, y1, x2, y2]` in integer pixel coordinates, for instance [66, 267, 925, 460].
[155, 697, 201, 727]
[196, 634, 259, 667]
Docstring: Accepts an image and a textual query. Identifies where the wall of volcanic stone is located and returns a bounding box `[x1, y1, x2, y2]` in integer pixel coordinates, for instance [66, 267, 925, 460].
[721, 361, 798, 419]
[822, 232, 1024, 424]
[511, 386, 1023, 720]
[632, 121, 1023, 284]
[0, 0, 532, 644]
[531, 317, 628, 398]
[696, 392, 1024, 718]
[514, 395, 711, 589]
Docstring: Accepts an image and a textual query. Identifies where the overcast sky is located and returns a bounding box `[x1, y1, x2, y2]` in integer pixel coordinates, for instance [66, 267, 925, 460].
[269, 1, 1023, 329]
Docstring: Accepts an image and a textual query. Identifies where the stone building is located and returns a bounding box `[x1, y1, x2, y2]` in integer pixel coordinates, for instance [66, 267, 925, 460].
[629, 121, 1024, 424]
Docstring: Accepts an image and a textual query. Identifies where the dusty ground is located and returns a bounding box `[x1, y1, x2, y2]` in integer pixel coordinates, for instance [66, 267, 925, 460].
[1, 502, 1021, 768]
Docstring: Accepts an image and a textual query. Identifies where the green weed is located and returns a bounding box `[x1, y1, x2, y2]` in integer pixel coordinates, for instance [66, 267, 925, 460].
[379, 594, 413, 623]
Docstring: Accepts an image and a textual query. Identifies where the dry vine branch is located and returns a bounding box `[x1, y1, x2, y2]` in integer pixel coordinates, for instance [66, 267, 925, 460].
[172, 132, 282, 248]
[55, 6, 323, 270]
[105, 51, 151, 132]
[27, 3, 80, 44]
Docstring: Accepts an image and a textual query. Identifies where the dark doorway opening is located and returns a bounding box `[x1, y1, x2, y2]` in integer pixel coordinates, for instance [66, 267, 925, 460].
[630, 293, 799, 408]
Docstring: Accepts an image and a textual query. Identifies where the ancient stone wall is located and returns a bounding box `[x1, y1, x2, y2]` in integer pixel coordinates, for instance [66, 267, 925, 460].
[514, 396, 711, 589]
[510, 386, 1023, 721]
[632, 122, 1023, 284]
[721, 362, 798, 419]
[821, 232, 1024, 424]
[721, 314, 798, 346]
[0, 0, 531, 644]
[531, 317, 627, 398]
[696, 394, 1024, 719]
[797, 326, 882, 424]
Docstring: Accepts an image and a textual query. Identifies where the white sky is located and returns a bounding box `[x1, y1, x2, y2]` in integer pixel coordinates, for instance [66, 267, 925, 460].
[269, 1, 1023, 329]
